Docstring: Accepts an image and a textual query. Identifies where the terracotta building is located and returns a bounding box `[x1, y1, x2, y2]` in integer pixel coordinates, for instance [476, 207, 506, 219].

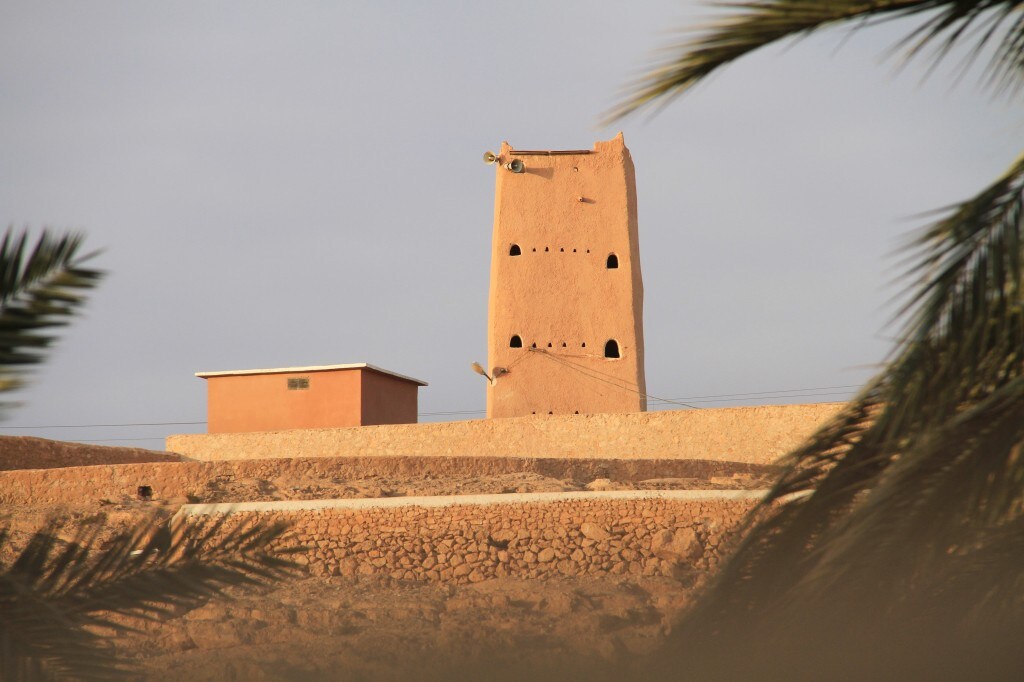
[197, 363, 427, 433]
[485, 133, 646, 418]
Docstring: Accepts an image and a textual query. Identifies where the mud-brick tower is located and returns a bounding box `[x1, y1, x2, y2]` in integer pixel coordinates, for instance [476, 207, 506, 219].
[486, 133, 646, 418]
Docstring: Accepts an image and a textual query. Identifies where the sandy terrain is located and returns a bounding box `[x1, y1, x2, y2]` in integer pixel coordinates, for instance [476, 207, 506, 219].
[114, 573, 693, 681]
[0, 435, 181, 470]
[1, 438, 749, 680]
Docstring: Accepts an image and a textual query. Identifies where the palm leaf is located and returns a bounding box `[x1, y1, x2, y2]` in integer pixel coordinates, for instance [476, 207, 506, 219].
[608, 1, 1024, 677]
[658, 110, 1024, 679]
[0, 229, 102, 401]
[0, 513, 299, 680]
[605, 1, 1024, 123]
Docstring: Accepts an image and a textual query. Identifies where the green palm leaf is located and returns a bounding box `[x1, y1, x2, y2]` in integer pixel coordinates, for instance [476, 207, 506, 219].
[609, 0, 1024, 677]
[606, 1, 1024, 123]
[0, 514, 298, 680]
[0, 229, 102, 398]
[0, 229, 299, 679]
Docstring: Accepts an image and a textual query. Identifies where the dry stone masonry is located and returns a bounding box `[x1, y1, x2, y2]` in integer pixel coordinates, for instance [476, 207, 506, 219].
[183, 495, 757, 584]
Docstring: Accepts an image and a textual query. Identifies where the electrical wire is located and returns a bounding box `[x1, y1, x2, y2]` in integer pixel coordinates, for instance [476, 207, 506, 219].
[657, 385, 861, 401]
[527, 350, 859, 410]
[3, 420, 207, 430]
[0, 382, 864, 433]
[648, 391, 854, 406]
[72, 437, 168, 443]
[528, 348, 700, 408]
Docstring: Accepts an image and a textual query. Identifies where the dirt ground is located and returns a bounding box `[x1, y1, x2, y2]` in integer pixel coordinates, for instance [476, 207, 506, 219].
[3, 495, 705, 681]
[113, 573, 695, 681]
[1, 440, 748, 680]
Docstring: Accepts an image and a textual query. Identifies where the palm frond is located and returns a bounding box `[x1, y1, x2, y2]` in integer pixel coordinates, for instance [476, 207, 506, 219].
[605, 0, 1024, 123]
[658, 155, 1024, 674]
[0, 513, 298, 680]
[0, 229, 102, 401]
[607, 2, 1024, 676]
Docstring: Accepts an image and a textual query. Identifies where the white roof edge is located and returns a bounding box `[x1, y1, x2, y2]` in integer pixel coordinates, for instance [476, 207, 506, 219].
[195, 363, 427, 386]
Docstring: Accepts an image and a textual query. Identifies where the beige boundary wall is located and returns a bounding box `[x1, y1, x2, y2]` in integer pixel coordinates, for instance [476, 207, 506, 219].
[167, 403, 844, 465]
[0, 454, 769, 507]
[179, 491, 762, 584]
[0, 435, 180, 471]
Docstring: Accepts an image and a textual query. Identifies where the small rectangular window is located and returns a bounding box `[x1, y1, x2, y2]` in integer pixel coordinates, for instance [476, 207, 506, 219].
[287, 377, 310, 390]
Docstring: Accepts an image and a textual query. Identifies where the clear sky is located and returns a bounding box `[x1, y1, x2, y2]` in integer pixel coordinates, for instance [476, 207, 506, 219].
[1, 1, 1018, 448]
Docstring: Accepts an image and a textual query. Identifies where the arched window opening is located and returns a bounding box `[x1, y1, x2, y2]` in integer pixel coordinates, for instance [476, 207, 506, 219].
[606, 254, 619, 269]
[510, 335, 523, 348]
[509, 244, 522, 256]
[604, 339, 621, 359]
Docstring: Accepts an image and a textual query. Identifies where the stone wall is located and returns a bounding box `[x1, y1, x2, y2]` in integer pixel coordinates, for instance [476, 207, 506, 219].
[0, 454, 770, 507]
[168, 403, 844, 465]
[181, 492, 759, 583]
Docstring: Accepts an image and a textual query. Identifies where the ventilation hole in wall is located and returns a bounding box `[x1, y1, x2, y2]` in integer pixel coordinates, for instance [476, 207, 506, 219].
[573, 166, 579, 172]
[560, 247, 564, 252]
[574, 411, 579, 414]
[581, 342, 586, 348]
[572, 248, 577, 253]
[548, 411, 553, 415]
[531, 343, 537, 349]
[509, 244, 522, 256]
[287, 377, 310, 390]
[561, 342, 567, 347]
[586, 249, 591, 253]
[510, 335, 523, 348]
[532, 411, 536, 415]
[532, 247, 537, 252]
[544, 246, 549, 252]
[137, 485, 153, 501]
[606, 254, 619, 269]
[604, 339, 621, 359]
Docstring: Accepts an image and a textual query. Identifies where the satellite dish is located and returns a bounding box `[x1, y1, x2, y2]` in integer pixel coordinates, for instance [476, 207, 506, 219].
[483, 151, 500, 164]
[505, 159, 525, 173]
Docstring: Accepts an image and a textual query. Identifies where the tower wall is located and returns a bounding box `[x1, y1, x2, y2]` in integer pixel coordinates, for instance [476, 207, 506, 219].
[486, 133, 646, 418]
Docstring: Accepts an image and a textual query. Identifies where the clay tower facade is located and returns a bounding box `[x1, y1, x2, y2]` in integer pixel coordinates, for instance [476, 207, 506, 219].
[486, 133, 646, 418]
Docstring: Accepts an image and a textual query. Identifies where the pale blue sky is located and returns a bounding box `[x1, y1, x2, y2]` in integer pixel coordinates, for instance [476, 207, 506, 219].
[1, 2, 1018, 447]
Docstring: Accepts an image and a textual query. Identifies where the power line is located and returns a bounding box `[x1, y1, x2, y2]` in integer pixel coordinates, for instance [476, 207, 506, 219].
[71, 437, 168, 443]
[3, 421, 207, 430]
[422, 384, 861, 417]
[0, 382, 865, 432]
[649, 390, 854, 405]
[527, 350, 860, 410]
[529, 349, 700, 408]
[661, 385, 861, 401]
[648, 398, 844, 410]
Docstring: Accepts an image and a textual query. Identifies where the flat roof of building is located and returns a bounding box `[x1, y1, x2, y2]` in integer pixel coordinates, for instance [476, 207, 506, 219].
[195, 363, 427, 386]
